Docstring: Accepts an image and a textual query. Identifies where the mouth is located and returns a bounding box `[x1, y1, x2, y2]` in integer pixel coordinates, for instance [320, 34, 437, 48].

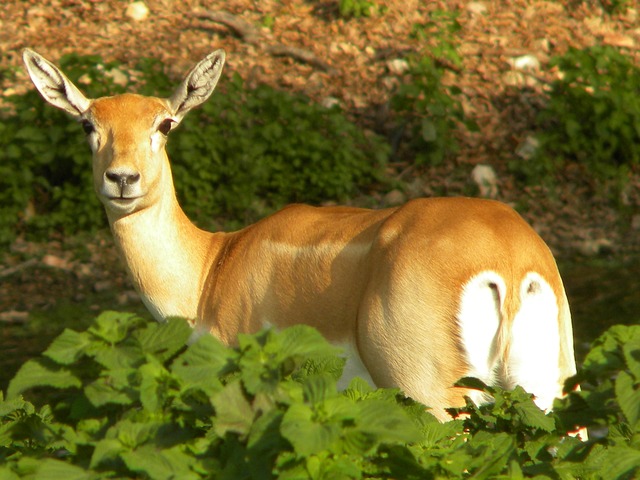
[104, 196, 142, 212]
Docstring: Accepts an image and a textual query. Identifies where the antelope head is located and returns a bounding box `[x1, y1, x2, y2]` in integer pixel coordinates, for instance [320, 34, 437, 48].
[22, 49, 225, 222]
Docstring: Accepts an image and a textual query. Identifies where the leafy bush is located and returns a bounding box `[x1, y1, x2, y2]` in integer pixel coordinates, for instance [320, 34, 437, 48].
[2, 312, 639, 478]
[518, 45, 640, 185]
[337, 0, 381, 18]
[0, 54, 388, 244]
[169, 73, 388, 227]
[390, 10, 475, 167]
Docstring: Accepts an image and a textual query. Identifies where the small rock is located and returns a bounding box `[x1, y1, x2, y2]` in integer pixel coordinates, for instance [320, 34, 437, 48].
[42, 254, 72, 271]
[386, 58, 410, 75]
[105, 68, 128, 87]
[508, 54, 540, 72]
[126, 1, 149, 22]
[515, 135, 540, 160]
[94, 280, 113, 293]
[467, 2, 488, 15]
[578, 238, 614, 257]
[383, 189, 406, 206]
[321, 96, 340, 109]
[471, 164, 498, 198]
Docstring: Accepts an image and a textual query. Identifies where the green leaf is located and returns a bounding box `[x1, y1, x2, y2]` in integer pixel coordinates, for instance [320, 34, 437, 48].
[512, 395, 555, 432]
[281, 402, 341, 456]
[28, 459, 94, 480]
[90, 438, 125, 469]
[171, 333, 231, 395]
[602, 446, 640, 480]
[84, 371, 136, 407]
[211, 380, 254, 437]
[43, 329, 91, 365]
[139, 360, 168, 412]
[615, 371, 640, 427]
[7, 359, 81, 399]
[137, 318, 192, 361]
[88, 311, 141, 344]
[121, 445, 200, 480]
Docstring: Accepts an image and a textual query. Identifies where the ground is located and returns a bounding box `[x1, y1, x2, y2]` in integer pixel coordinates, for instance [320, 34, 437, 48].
[0, 1, 639, 333]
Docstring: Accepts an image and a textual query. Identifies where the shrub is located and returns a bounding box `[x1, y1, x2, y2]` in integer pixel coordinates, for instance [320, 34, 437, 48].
[0, 54, 388, 244]
[337, 0, 381, 18]
[390, 10, 475, 167]
[517, 45, 640, 186]
[2, 312, 639, 478]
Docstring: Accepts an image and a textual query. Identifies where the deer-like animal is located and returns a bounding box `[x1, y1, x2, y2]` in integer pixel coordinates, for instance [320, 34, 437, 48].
[23, 48, 580, 424]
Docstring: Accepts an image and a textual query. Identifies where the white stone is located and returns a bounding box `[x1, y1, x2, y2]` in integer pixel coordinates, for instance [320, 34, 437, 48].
[471, 164, 498, 198]
[126, 2, 149, 22]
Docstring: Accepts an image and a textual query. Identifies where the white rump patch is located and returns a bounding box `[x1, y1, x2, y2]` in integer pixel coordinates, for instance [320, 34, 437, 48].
[458, 271, 505, 404]
[507, 272, 560, 411]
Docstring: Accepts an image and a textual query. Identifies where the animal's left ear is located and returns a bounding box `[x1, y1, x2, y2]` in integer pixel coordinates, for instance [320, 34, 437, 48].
[169, 49, 226, 123]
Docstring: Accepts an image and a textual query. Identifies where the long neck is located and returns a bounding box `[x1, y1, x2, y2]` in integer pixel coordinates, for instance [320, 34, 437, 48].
[107, 181, 223, 323]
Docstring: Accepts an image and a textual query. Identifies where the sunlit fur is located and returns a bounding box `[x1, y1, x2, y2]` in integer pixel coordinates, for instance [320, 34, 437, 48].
[23, 49, 580, 424]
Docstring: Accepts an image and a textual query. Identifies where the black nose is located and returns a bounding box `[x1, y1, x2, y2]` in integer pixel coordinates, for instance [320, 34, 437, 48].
[106, 171, 140, 186]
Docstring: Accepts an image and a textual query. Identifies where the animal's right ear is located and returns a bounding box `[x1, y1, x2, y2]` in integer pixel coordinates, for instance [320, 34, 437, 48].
[22, 49, 91, 118]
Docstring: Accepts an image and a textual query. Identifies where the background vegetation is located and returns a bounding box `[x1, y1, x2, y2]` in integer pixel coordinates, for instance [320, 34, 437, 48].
[0, 11, 637, 245]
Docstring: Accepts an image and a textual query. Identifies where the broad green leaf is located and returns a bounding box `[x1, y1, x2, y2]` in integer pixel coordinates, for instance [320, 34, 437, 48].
[602, 445, 640, 480]
[139, 361, 168, 412]
[280, 402, 341, 456]
[171, 333, 231, 395]
[137, 318, 192, 361]
[302, 375, 338, 405]
[84, 372, 136, 407]
[92, 343, 144, 370]
[90, 438, 125, 469]
[122, 444, 200, 480]
[7, 359, 81, 399]
[0, 466, 20, 480]
[212, 380, 254, 437]
[43, 329, 91, 365]
[272, 325, 341, 360]
[615, 371, 640, 427]
[88, 311, 142, 344]
[28, 459, 93, 480]
[513, 400, 555, 432]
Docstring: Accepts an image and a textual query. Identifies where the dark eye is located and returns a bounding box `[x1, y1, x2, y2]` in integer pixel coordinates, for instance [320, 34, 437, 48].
[81, 120, 95, 135]
[157, 119, 174, 136]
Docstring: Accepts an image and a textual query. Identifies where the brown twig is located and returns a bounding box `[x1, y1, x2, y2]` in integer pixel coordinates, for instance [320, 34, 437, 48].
[191, 9, 338, 75]
[191, 9, 261, 45]
[0, 258, 38, 280]
[266, 44, 338, 75]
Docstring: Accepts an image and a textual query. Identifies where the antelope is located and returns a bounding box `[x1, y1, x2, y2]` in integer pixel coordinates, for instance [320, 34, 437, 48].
[23, 48, 581, 425]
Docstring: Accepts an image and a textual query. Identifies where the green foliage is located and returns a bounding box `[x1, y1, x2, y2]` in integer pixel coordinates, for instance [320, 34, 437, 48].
[337, 0, 381, 19]
[2, 313, 639, 478]
[0, 54, 388, 244]
[391, 10, 475, 166]
[518, 45, 640, 185]
[169, 73, 388, 227]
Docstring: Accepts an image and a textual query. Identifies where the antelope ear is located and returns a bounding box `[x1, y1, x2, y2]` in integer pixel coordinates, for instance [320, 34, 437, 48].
[22, 49, 91, 118]
[169, 49, 225, 122]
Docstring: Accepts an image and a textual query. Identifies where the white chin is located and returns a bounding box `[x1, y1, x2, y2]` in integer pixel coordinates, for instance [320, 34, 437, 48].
[104, 197, 141, 214]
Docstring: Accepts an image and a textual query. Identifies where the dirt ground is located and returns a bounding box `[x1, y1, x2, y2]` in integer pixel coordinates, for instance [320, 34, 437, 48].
[0, 0, 639, 320]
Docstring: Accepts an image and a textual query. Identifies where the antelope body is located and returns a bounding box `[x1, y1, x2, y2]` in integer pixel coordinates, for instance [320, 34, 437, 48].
[23, 49, 580, 423]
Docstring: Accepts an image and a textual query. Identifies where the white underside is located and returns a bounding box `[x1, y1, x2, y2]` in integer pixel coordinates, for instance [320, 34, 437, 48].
[336, 342, 376, 390]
